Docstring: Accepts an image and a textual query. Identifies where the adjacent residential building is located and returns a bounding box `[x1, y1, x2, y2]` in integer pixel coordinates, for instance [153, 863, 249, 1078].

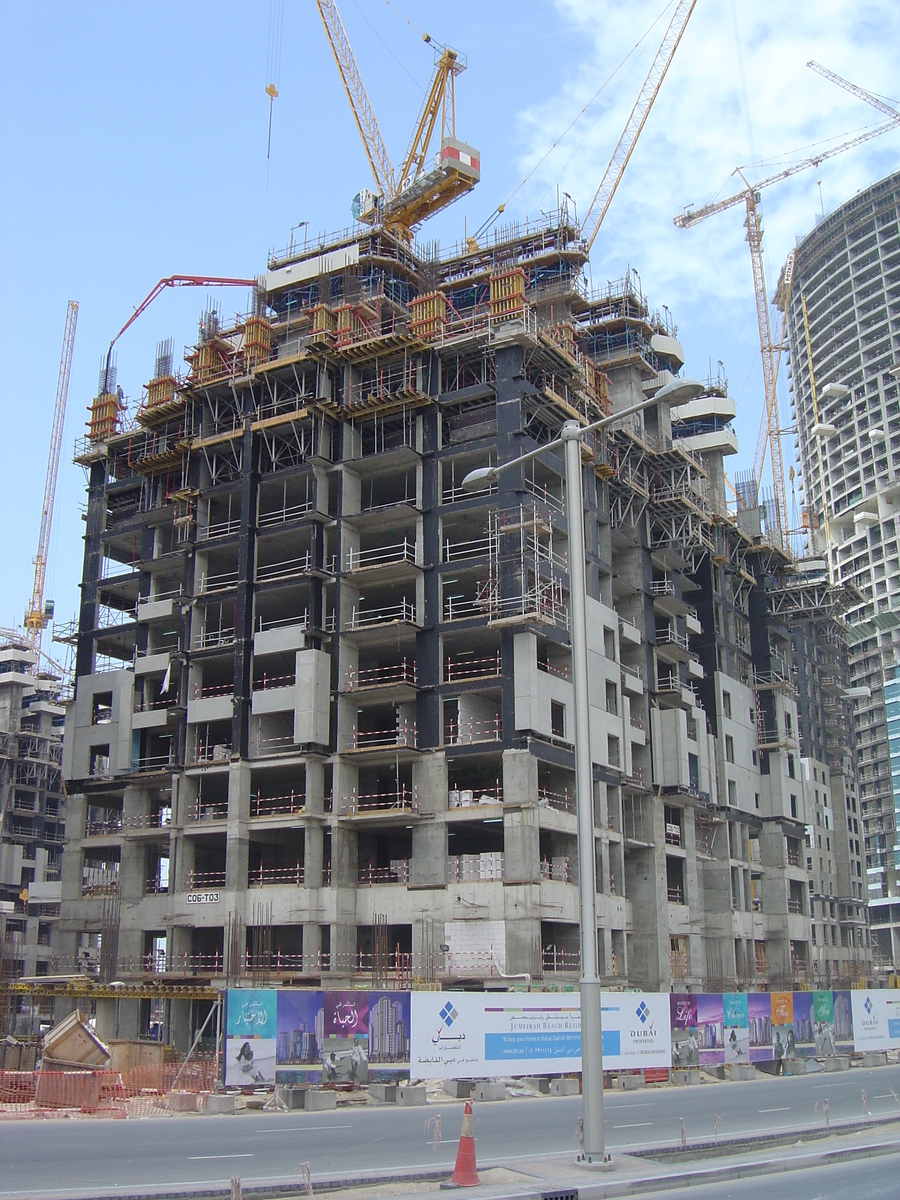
[784, 170, 900, 970]
[0, 641, 66, 1030]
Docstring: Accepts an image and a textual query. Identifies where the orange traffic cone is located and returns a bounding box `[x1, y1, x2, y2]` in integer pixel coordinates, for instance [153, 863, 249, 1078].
[444, 1100, 481, 1188]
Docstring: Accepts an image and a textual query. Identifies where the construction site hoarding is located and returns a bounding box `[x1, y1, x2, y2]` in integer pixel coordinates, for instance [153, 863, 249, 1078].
[225, 986, 900, 1084]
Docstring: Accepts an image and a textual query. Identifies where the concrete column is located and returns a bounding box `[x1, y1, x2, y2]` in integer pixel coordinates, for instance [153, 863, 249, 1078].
[226, 761, 251, 891]
[412, 753, 448, 887]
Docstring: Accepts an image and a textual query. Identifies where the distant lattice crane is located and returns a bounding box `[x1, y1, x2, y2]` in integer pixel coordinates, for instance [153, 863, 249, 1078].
[674, 67, 900, 537]
[24, 301, 78, 659]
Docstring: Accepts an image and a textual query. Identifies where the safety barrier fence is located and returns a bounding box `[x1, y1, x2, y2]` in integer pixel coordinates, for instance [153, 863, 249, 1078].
[0, 1057, 217, 1120]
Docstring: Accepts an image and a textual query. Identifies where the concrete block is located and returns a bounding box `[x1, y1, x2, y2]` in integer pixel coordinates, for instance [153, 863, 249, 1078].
[728, 1065, 755, 1081]
[304, 1089, 338, 1111]
[166, 1090, 203, 1112]
[550, 1077, 580, 1097]
[396, 1085, 427, 1106]
[784, 1059, 810, 1076]
[533, 1077, 551, 1094]
[617, 1073, 646, 1090]
[204, 1092, 237, 1114]
[443, 1079, 474, 1099]
[672, 1069, 701, 1086]
[473, 1081, 506, 1102]
[862, 1052, 888, 1068]
[822, 1055, 851, 1072]
[368, 1083, 398, 1104]
[275, 1085, 306, 1110]
[702, 1066, 726, 1080]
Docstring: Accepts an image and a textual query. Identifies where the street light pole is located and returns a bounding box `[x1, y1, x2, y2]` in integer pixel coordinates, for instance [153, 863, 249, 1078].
[462, 376, 703, 1165]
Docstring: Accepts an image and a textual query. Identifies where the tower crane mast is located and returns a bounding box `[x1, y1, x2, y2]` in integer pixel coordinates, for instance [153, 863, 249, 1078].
[581, 0, 696, 251]
[24, 301, 78, 659]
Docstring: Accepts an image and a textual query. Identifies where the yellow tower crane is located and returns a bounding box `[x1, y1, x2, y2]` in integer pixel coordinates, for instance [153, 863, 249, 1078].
[674, 69, 900, 539]
[314, 0, 480, 238]
[580, 0, 696, 252]
[23, 300, 79, 660]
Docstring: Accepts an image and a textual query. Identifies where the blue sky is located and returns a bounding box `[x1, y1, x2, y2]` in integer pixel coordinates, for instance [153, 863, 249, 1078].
[1, 0, 897, 657]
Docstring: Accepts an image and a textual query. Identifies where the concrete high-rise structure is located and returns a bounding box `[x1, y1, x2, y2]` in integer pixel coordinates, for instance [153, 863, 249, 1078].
[784, 171, 900, 971]
[57, 209, 853, 1034]
[0, 641, 66, 1029]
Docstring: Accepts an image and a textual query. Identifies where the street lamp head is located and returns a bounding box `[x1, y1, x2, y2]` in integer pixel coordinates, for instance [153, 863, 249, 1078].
[461, 465, 498, 492]
[651, 376, 705, 406]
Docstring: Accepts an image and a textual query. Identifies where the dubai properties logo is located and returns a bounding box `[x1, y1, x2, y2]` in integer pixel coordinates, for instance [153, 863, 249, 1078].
[632, 1000, 654, 1038]
[440, 1001, 459, 1030]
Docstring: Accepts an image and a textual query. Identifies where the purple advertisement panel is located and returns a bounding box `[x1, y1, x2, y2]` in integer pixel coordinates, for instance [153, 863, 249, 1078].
[275, 990, 324, 1084]
[748, 991, 773, 1063]
[368, 991, 411, 1081]
[670, 994, 699, 1067]
[697, 993, 724, 1066]
[322, 992, 369, 1084]
[723, 993, 750, 1066]
[791, 991, 815, 1058]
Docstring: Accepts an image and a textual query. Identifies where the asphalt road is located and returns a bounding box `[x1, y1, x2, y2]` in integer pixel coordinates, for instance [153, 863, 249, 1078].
[2, 1064, 900, 1197]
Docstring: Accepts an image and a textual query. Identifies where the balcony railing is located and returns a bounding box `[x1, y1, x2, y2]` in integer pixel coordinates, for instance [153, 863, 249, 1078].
[192, 800, 228, 822]
[447, 853, 504, 881]
[667, 884, 685, 904]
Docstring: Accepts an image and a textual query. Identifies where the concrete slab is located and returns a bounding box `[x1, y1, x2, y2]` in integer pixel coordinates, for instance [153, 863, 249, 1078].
[672, 1068, 702, 1085]
[304, 1089, 338, 1111]
[204, 1092, 236, 1114]
[367, 1083, 397, 1104]
[473, 1081, 506, 1101]
[397, 1085, 427, 1106]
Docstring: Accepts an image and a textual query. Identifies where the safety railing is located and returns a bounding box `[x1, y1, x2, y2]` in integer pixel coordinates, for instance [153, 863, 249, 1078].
[344, 786, 417, 815]
[186, 869, 226, 889]
[345, 659, 417, 690]
[358, 860, 409, 886]
[251, 791, 305, 817]
[255, 552, 314, 584]
[346, 721, 417, 751]
[537, 787, 574, 813]
[347, 598, 417, 629]
[345, 538, 417, 572]
[540, 857, 570, 882]
[248, 863, 304, 887]
[444, 716, 502, 745]
[444, 653, 501, 682]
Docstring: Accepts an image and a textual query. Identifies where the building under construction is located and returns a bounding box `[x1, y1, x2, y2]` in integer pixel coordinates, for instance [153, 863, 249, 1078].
[0, 641, 66, 1031]
[51, 199, 873, 1036]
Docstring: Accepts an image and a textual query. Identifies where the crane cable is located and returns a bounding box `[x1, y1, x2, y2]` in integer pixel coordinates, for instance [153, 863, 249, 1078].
[474, 0, 675, 242]
[266, 0, 285, 161]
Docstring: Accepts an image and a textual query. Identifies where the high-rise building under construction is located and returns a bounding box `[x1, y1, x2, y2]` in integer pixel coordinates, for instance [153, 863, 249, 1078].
[784, 170, 900, 969]
[55, 204, 872, 1038]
